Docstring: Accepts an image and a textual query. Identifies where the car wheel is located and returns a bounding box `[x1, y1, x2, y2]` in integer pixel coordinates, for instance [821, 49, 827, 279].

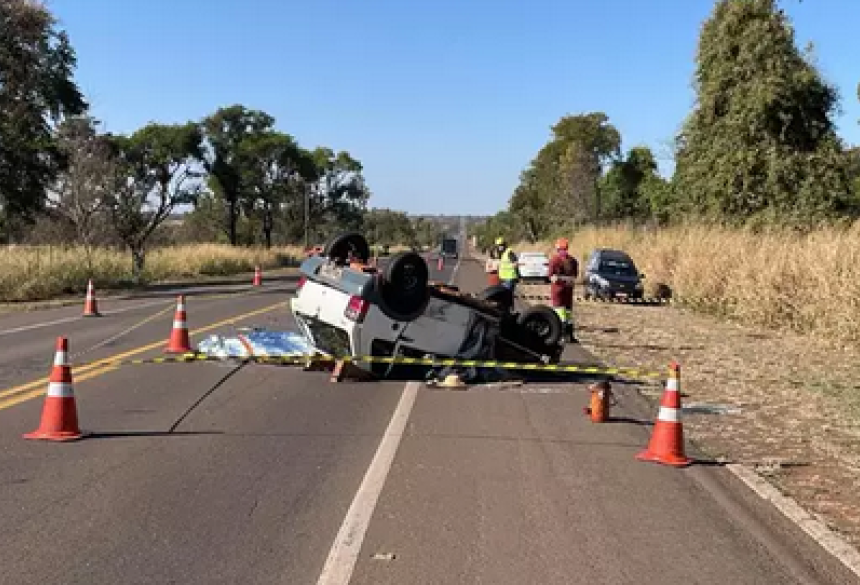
[517, 305, 563, 347]
[324, 232, 370, 264]
[476, 284, 514, 313]
[379, 251, 430, 320]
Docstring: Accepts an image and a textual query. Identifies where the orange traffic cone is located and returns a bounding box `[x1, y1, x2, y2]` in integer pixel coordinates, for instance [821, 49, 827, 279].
[83, 279, 101, 317]
[437, 256, 444, 271]
[164, 295, 192, 354]
[253, 266, 262, 286]
[24, 337, 84, 441]
[636, 362, 692, 467]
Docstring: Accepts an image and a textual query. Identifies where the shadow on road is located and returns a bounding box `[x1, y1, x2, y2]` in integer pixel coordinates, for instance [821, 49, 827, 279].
[605, 416, 654, 426]
[86, 430, 225, 439]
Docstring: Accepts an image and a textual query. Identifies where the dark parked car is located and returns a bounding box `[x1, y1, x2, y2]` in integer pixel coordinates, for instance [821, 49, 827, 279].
[584, 249, 645, 299]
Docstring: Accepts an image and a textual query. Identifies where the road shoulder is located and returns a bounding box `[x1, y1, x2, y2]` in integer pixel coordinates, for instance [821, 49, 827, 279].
[519, 281, 860, 580]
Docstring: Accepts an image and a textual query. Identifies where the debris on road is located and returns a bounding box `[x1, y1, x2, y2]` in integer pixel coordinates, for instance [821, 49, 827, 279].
[197, 327, 321, 359]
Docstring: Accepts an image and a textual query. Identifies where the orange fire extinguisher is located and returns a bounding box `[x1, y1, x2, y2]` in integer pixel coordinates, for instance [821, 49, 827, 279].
[583, 381, 615, 423]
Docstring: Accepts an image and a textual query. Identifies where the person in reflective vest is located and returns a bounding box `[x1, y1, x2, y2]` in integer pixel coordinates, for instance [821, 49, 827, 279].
[497, 239, 519, 291]
[548, 237, 578, 343]
[486, 237, 505, 285]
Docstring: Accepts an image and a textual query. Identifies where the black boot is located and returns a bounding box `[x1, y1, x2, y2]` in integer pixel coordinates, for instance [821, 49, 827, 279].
[565, 323, 578, 344]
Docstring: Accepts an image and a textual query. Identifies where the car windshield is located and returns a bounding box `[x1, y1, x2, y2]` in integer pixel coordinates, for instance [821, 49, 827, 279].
[598, 258, 637, 276]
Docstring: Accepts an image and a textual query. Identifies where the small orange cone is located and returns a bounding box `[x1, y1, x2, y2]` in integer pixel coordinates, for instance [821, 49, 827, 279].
[164, 295, 192, 354]
[636, 362, 692, 467]
[24, 337, 84, 442]
[82, 279, 101, 317]
[253, 266, 262, 286]
[437, 256, 444, 271]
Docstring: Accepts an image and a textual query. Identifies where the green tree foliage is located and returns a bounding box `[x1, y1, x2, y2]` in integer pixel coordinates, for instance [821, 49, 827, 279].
[673, 0, 856, 226]
[307, 147, 369, 242]
[412, 217, 444, 249]
[599, 146, 668, 220]
[471, 210, 526, 251]
[238, 131, 307, 248]
[107, 122, 204, 280]
[202, 105, 275, 246]
[0, 0, 86, 240]
[508, 112, 622, 241]
[363, 208, 416, 249]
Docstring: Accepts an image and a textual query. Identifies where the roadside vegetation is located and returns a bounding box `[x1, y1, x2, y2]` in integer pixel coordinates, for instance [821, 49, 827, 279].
[0, 244, 304, 303]
[469, 0, 860, 550]
[0, 0, 446, 302]
[521, 222, 860, 342]
[472, 0, 860, 342]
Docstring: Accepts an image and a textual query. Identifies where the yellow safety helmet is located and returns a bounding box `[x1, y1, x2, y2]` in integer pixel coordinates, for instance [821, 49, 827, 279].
[495, 237, 505, 246]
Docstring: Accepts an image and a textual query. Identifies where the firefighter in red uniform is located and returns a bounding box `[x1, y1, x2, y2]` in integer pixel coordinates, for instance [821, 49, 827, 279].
[548, 237, 578, 343]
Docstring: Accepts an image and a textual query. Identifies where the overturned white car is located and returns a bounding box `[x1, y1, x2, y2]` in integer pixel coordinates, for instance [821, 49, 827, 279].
[289, 232, 566, 378]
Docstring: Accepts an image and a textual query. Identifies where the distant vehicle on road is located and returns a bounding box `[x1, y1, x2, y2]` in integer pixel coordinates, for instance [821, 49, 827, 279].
[584, 248, 645, 300]
[517, 252, 550, 283]
[290, 232, 565, 378]
[440, 235, 459, 259]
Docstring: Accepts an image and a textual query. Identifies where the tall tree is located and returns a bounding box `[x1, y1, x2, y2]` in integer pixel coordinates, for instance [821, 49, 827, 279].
[202, 105, 275, 245]
[599, 146, 661, 219]
[238, 131, 305, 248]
[0, 0, 86, 240]
[550, 113, 622, 219]
[673, 0, 855, 225]
[49, 116, 115, 269]
[507, 112, 622, 239]
[306, 148, 369, 243]
[107, 123, 204, 281]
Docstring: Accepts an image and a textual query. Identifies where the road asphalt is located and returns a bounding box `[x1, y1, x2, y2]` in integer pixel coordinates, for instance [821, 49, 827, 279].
[0, 254, 856, 584]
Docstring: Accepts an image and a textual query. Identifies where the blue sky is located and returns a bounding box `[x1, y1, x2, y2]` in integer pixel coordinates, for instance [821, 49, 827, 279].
[48, 0, 860, 216]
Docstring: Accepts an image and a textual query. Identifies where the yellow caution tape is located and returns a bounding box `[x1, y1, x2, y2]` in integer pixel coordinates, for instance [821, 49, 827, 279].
[516, 294, 737, 305]
[71, 352, 665, 379]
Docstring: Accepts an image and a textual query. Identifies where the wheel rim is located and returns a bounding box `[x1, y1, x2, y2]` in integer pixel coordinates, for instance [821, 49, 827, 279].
[525, 318, 550, 339]
[400, 265, 419, 291]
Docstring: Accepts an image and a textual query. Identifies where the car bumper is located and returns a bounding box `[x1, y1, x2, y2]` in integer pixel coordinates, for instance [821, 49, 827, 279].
[593, 284, 643, 298]
[519, 271, 549, 280]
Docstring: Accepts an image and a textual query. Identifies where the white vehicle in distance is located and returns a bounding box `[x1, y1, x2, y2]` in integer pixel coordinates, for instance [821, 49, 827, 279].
[517, 251, 550, 283]
[289, 232, 566, 378]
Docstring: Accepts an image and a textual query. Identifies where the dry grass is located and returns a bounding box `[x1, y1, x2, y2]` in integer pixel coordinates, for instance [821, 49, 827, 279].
[515, 222, 860, 342]
[0, 244, 303, 302]
[566, 299, 860, 549]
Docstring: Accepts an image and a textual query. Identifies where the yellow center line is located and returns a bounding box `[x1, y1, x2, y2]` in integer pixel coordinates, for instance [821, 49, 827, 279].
[0, 364, 120, 411]
[0, 300, 288, 408]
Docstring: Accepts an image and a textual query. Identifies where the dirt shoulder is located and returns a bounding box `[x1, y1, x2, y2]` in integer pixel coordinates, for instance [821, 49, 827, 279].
[517, 282, 860, 551]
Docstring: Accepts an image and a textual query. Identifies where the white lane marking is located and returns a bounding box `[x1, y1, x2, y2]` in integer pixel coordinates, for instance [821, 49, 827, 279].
[0, 299, 172, 337]
[726, 463, 860, 579]
[0, 283, 283, 337]
[315, 381, 419, 585]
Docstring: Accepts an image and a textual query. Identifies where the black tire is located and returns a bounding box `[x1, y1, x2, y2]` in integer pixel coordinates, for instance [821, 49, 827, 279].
[517, 305, 563, 347]
[379, 251, 430, 321]
[477, 284, 513, 313]
[324, 232, 370, 264]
